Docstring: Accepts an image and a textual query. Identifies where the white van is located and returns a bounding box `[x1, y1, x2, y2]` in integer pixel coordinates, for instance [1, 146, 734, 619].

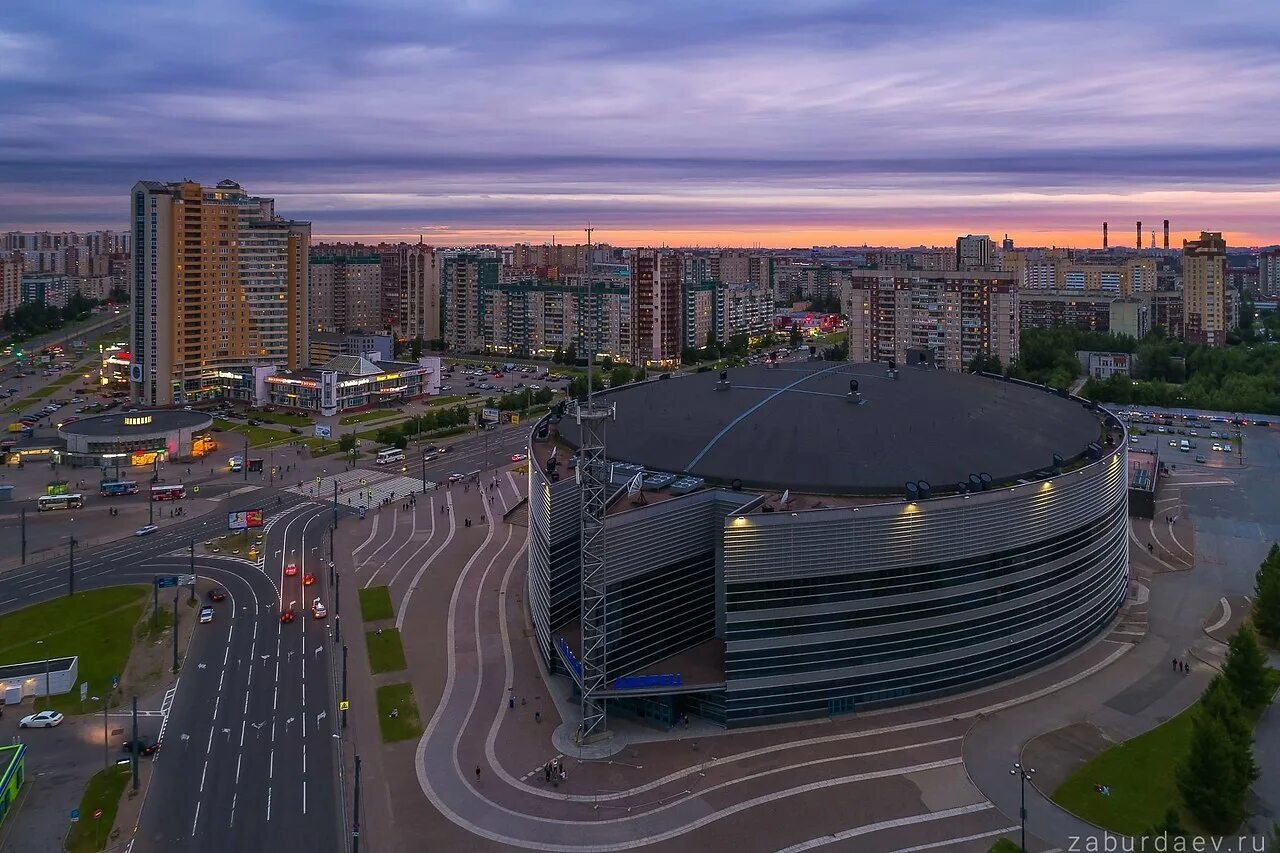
[1179, 439, 1190, 452]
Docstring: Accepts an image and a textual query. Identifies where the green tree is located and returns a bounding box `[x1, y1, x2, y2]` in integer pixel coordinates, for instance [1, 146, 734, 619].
[1222, 624, 1272, 710]
[552, 347, 564, 364]
[609, 365, 633, 388]
[410, 337, 424, 359]
[393, 434, 408, 450]
[1177, 708, 1251, 832]
[568, 375, 588, 400]
[1255, 563, 1280, 644]
[337, 433, 357, 453]
[564, 343, 578, 366]
[1142, 806, 1186, 840]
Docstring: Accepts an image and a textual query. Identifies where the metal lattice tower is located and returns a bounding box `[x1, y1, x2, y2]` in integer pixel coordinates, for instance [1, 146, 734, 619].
[575, 225, 614, 743]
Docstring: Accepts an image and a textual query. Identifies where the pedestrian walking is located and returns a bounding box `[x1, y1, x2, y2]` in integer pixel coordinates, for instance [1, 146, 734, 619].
[535, 710, 541, 723]
[475, 765, 481, 781]
[509, 696, 514, 709]
[560, 767, 566, 783]
[544, 763, 551, 783]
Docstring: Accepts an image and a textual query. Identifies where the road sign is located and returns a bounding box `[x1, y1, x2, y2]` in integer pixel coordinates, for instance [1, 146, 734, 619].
[154, 575, 179, 589]
[80, 682, 88, 702]
[111, 675, 119, 689]
[93, 809, 103, 820]
[70, 809, 80, 822]
[359, 478, 367, 486]
[178, 575, 196, 588]
[314, 424, 332, 439]
[338, 700, 350, 711]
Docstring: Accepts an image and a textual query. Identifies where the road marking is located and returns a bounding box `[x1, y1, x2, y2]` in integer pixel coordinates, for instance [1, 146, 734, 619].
[228, 792, 236, 829]
[266, 786, 272, 822]
[190, 801, 201, 837]
[395, 491, 457, 628]
[1206, 597, 1231, 633]
[384, 495, 439, 588]
[351, 513, 381, 558]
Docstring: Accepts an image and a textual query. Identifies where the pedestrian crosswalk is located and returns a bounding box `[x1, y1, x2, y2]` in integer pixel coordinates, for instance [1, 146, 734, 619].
[286, 467, 437, 510]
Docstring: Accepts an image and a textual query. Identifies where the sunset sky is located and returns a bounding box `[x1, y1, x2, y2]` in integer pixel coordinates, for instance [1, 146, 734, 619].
[1, 0, 1278, 248]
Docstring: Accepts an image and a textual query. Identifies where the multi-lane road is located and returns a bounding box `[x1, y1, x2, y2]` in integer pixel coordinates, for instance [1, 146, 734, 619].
[0, 422, 531, 851]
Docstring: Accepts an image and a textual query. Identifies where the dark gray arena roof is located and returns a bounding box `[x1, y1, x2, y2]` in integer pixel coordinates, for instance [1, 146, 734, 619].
[559, 362, 1105, 494]
[59, 409, 213, 437]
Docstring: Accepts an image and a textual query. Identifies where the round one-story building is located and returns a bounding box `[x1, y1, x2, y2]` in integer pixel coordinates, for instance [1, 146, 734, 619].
[58, 410, 216, 468]
[526, 361, 1129, 729]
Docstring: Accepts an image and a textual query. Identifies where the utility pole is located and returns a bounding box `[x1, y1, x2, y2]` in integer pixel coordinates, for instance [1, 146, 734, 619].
[101, 692, 109, 768]
[68, 535, 77, 596]
[243, 434, 249, 482]
[1011, 763, 1035, 852]
[189, 539, 196, 603]
[332, 478, 339, 529]
[20, 507, 25, 565]
[268, 449, 274, 486]
[341, 643, 349, 729]
[131, 696, 139, 792]
[352, 754, 362, 853]
[171, 588, 179, 672]
[148, 484, 154, 526]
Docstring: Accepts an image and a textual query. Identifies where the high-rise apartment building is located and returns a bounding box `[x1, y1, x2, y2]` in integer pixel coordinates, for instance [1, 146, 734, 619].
[130, 179, 310, 406]
[955, 235, 995, 271]
[1259, 248, 1280, 298]
[843, 270, 1018, 371]
[631, 249, 682, 366]
[1006, 252, 1157, 296]
[440, 251, 498, 352]
[485, 275, 632, 362]
[0, 257, 21, 318]
[1182, 232, 1230, 346]
[309, 255, 381, 333]
[398, 243, 442, 342]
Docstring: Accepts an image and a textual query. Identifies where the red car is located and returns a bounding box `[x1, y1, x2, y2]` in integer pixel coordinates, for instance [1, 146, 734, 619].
[302, 572, 316, 586]
[207, 589, 226, 602]
[284, 563, 298, 577]
[280, 609, 296, 624]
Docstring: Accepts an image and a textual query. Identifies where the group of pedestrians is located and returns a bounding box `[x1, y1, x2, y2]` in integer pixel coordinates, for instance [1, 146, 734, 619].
[1172, 657, 1190, 673]
[543, 758, 567, 786]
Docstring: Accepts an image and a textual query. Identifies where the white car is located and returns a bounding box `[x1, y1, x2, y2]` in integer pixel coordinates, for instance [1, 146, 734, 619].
[71, 397, 83, 404]
[199, 606, 215, 624]
[447, 473, 464, 483]
[1128, 436, 1138, 444]
[511, 453, 527, 462]
[134, 524, 159, 537]
[19, 710, 64, 728]
[1224, 444, 1233, 453]
[1212, 442, 1222, 452]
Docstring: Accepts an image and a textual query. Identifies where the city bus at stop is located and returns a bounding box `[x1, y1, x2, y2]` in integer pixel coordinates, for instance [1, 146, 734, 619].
[100, 480, 140, 496]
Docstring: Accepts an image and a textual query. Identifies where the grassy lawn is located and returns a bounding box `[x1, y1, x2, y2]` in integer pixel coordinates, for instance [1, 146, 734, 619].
[375, 682, 423, 742]
[1053, 670, 1280, 835]
[339, 409, 403, 426]
[64, 764, 131, 853]
[365, 628, 407, 674]
[358, 586, 394, 621]
[0, 586, 149, 714]
[425, 395, 467, 407]
[246, 409, 313, 427]
[211, 418, 287, 447]
[988, 840, 1020, 853]
[201, 529, 262, 557]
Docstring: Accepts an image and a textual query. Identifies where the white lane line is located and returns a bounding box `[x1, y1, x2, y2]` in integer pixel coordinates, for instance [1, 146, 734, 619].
[1206, 596, 1231, 633]
[1167, 518, 1194, 559]
[229, 792, 237, 829]
[190, 801, 201, 837]
[363, 500, 418, 587]
[235, 753, 242, 783]
[395, 491, 456, 628]
[199, 761, 208, 792]
[351, 513, 381, 558]
[772, 803, 998, 853]
[266, 786, 272, 822]
[384, 496, 439, 589]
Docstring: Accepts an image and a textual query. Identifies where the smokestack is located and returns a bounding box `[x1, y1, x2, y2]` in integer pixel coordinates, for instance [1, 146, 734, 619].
[1136, 221, 1142, 249]
[1163, 219, 1170, 249]
[1103, 222, 1108, 249]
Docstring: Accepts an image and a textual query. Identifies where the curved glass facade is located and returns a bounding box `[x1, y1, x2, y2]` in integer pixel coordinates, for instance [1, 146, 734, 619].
[527, 411, 1129, 729]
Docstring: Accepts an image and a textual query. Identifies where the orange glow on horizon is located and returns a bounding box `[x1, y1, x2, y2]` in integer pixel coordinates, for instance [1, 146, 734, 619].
[312, 225, 1273, 250]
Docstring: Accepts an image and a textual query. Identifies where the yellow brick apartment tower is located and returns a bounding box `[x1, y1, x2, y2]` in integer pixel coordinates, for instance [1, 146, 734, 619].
[130, 179, 310, 406]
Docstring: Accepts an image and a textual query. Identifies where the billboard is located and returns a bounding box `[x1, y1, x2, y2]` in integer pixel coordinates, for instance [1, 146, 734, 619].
[227, 509, 265, 530]
[482, 407, 500, 423]
[314, 424, 332, 438]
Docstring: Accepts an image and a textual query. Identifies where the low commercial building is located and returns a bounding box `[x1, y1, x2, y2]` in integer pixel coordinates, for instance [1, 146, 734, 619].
[1077, 351, 1133, 380]
[264, 354, 442, 416]
[0, 656, 79, 701]
[58, 410, 216, 468]
[0, 744, 26, 829]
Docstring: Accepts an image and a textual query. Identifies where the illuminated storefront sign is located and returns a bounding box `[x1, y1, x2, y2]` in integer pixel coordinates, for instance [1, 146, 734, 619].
[123, 415, 153, 427]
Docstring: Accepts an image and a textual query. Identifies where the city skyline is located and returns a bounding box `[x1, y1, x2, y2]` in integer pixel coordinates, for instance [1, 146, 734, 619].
[2, 0, 1279, 247]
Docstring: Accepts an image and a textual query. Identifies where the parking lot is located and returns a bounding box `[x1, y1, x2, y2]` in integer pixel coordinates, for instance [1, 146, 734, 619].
[1120, 410, 1247, 470]
[440, 360, 574, 398]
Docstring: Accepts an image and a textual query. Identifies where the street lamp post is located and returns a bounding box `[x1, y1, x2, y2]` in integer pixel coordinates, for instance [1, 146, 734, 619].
[36, 640, 50, 707]
[92, 694, 109, 768]
[68, 534, 77, 596]
[1010, 762, 1036, 852]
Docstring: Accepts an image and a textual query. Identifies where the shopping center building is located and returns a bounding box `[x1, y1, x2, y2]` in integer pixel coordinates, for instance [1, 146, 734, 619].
[526, 361, 1129, 728]
[58, 410, 216, 468]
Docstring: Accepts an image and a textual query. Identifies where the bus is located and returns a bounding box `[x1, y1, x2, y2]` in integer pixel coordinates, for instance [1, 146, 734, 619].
[376, 448, 405, 465]
[100, 480, 140, 496]
[37, 494, 83, 511]
[151, 484, 187, 501]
